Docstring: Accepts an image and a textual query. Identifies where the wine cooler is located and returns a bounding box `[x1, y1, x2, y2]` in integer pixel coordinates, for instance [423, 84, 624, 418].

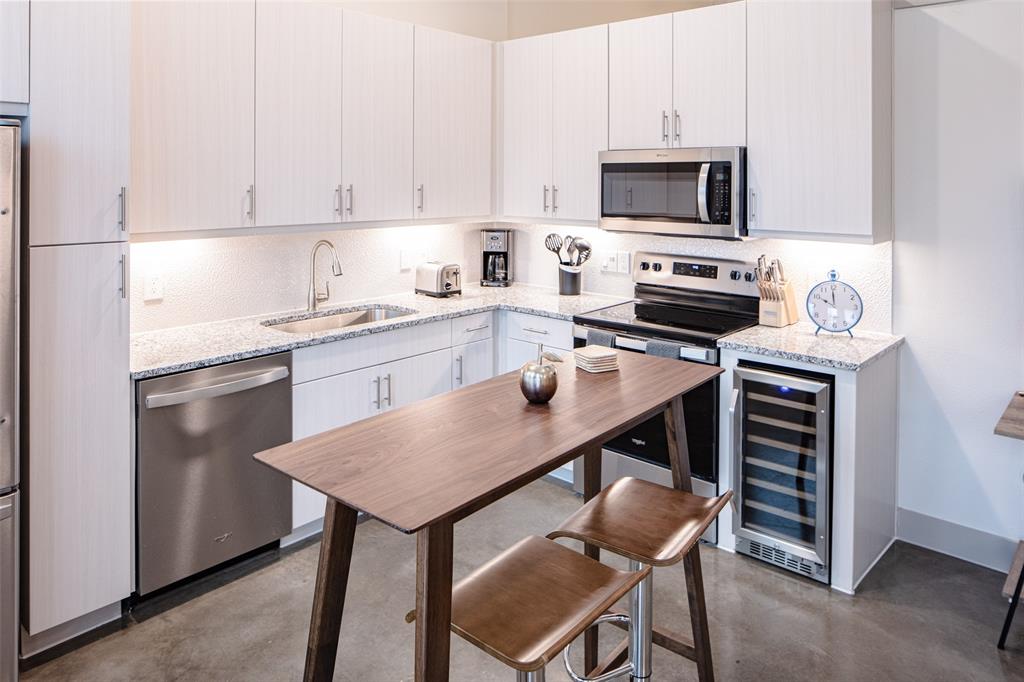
[731, 364, 833, 583]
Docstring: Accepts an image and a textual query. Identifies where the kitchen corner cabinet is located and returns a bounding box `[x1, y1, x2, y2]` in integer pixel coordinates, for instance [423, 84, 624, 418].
[414, 26, 492, 220]
[255, 0, 343, 228]
[672, 2, 746, 147]
[608, 14, 673, 150]
[502, 25, 608, 221]
[130, 1, 256, 233]
[746, 0, 893, 242]
[0, 0, 28, 104]
[26, 243, 131, 635]
[29, 1, 130, 246]
[342, 11, 415, 223]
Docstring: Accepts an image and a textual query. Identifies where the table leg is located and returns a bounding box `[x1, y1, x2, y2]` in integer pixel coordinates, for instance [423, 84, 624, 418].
[415, 519, 454, 682]
[665, 394, 693, 494]
[998, 561, 1024, 649]
[582, 445, 602, 675]
[304, 499, 359, 682]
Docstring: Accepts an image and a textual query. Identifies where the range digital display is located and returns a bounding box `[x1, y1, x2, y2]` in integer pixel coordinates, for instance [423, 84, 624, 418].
[672, 262, 718, 279]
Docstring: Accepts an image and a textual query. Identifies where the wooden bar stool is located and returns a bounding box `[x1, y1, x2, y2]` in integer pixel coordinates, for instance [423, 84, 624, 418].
[444, 535, 650, 681]
[548, 477, 733, 681]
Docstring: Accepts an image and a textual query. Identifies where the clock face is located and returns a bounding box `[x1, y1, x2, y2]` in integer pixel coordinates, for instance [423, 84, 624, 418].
[807, 280, 863, 332]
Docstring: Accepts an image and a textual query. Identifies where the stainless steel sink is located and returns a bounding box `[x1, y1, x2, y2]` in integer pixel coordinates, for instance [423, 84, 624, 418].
[263, 305, 416, 334]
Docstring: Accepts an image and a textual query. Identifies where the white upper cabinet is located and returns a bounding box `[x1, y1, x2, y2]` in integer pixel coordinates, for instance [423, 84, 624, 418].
[414, 26, 493, 220]
[255, 1, 343, 227]
[0, 0, 28, 104]
[672, 2, 746, 147]
[29, 1, 130, 246]
[552, 25, 608, 221]
[747, 0, 892, 242]
[342, 11, 414, 223]
[502, 25, 607, 222]
[502, 34, 553, 219]
[130, 1, 256, 233]
[609, 14, 673, 150]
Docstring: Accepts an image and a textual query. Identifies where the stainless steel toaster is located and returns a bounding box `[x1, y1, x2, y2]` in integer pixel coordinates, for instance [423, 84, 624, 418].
[415, 262, 461, 297]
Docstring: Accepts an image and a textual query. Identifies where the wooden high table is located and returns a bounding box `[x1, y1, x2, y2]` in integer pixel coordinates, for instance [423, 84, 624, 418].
[256, 351, 722, 681]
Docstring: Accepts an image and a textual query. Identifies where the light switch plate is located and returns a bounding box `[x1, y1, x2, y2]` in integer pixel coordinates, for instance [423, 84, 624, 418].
[144, 274, 164, 302]
[617, 252, 631, 274]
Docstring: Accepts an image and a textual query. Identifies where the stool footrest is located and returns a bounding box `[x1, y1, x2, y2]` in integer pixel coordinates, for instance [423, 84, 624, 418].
[604, 610, 698, 662]
[563, 615, 634, 682]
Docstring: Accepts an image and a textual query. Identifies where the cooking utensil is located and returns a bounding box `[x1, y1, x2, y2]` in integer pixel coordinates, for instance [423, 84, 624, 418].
[544, 233, 563, 262]
[573, 238, 592, 266]
[561, 235, 574, 264]
[566, 237, 579, 266]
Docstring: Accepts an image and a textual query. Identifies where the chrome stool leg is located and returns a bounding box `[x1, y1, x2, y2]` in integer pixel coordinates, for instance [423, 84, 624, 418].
[517, 669, 546, 682]
[628, 560, 653, 681]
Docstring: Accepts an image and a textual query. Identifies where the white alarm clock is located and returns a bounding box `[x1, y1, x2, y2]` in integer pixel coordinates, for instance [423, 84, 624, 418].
[807, 270, 863, 336]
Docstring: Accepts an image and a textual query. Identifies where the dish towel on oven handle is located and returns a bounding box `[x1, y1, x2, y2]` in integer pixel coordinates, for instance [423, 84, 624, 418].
[585, 329, 616, 348]
[644, 338, 683, 360]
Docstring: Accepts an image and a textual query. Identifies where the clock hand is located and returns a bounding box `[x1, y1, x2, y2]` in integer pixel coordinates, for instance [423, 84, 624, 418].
[831, 290, 836, 306]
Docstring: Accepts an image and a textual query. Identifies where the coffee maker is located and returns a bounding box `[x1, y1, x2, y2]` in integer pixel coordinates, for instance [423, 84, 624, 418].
[481, 229, 513, 287]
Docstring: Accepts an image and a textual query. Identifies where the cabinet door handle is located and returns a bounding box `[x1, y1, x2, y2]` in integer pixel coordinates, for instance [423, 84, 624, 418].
[455, 355, 463, 385]
[345, 184, 353, 215]
[543, 185, 549, 213]
[463, 324, 489, 333]
[674, 110, 681, 143]
[334, 185, 342, 217]
[729, 387, 741, 513]
[383, 373, 392, 407]
[661, 110, 669, 142]
[119, 254, 126, 300]
[522, 327, 548, 335]
[626, 186, 633, 209]
[372, 376, 381, 409]
[552, 185, 558, 213]
[749, 189, 758, 224]
[417, 184, 424, 212]
[118, 187, 127, 232]
[246, 184, 255, 221]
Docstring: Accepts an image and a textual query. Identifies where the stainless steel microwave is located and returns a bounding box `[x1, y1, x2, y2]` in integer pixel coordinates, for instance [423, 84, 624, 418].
[599, 147, 746, 239]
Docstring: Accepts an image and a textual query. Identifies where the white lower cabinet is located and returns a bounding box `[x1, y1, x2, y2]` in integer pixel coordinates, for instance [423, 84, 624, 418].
[504, 337, 572, 374]
[27, 243, 131, 634]
[290, 346, 453, 529]
[452, 339, 494, 389]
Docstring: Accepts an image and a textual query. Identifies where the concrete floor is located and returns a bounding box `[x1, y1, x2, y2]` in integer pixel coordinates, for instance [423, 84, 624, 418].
[23, 479, 1024, 681]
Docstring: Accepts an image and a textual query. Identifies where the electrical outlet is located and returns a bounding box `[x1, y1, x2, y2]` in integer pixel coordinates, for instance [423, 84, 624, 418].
[144, 274, 164, 302]
[601, 252, 619, 273]
[400, 250, 414, 271]
[617, 251, 631, 274]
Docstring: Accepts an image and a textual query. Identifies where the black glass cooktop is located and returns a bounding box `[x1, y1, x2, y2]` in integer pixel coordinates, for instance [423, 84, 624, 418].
[574, 300, 757, 347]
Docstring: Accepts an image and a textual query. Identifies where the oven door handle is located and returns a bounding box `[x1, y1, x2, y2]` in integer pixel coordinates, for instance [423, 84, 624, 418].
[613, 334, 714, 363]
[697, 162, 711, 224]
[729, 387, 741, 514]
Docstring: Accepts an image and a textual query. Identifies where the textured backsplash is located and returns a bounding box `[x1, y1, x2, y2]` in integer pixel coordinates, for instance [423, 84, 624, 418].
[131, 222, 892, 334]
[507, 223, 893, 333]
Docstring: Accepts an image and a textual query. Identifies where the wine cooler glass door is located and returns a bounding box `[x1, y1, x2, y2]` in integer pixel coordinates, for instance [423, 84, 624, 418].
[732, 367, 831, 567]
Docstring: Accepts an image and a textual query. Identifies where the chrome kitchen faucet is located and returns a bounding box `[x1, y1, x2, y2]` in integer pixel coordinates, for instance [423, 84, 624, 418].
[308, 240, 344, 312]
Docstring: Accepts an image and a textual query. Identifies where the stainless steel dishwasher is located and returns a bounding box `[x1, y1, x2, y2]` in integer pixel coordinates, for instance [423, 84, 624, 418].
[137, 353, 293, 595]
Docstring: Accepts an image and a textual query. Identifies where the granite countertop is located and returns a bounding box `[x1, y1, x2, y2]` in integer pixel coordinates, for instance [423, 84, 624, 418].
[130, 284, 626, 379]
[717, 322, 904, 371]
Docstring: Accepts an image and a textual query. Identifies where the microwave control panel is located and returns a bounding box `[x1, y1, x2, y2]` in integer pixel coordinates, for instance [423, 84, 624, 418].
[708, 162, 731, 225]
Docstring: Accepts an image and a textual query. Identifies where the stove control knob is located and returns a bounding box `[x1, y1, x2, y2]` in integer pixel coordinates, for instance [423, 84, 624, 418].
[744, 271, 755, 282]
[640, 261, 650, 271]
[730, 270, 741, 281]
[652, 263, 663, 272]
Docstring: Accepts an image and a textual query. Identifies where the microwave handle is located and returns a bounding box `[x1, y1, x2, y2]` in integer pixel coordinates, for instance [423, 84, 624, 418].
[697, 162, 711, 223]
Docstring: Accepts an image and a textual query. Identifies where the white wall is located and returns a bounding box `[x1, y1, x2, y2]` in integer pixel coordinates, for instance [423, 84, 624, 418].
[130, 223, 483, 332]
[508, 223, 894, 333]
[894, 0, 1024, 569]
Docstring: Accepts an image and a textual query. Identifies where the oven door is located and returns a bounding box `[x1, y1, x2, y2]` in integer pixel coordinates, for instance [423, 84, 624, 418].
[599, 147, 745, 239]
[572, 329, 718, 483]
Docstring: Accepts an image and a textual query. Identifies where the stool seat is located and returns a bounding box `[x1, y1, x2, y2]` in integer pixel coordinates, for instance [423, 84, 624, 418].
[450, 535, 650, 672]
[548, 477, 732, 567]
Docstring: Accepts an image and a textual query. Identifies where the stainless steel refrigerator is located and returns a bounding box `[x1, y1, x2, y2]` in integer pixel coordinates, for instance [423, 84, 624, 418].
[0, 120, 21, 682]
